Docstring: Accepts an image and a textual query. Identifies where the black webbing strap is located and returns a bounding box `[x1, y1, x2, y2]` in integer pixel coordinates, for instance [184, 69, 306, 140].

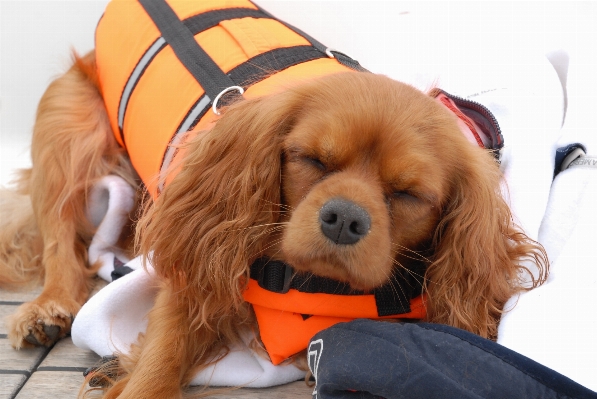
[249, 258, 425, 317]
[252, 1, 368, 72]
[138, 0, 237, 101]
[117, 6, 267, 146]
[184, 7, 265, 34]
[175, 45, 326, 134]
[157, 44, 328, 195]
[229, 45, 325, 85]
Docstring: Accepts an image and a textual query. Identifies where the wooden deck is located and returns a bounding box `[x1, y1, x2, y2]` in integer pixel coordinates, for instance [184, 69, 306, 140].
[0, 280, 311, 399]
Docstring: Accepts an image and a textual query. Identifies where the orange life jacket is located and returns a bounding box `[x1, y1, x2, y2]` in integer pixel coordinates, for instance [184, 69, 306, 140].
[96, 0, 361, 196]
[96, 0, 426, 366]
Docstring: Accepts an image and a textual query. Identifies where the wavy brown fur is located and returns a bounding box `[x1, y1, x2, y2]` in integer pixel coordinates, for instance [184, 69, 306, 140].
[422, 128, 548, 340]
[1, 52, 136, 349]
[0, 173, 43, 288]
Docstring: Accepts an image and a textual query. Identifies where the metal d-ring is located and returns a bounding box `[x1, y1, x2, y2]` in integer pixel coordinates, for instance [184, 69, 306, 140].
[212, 85, 244, 115]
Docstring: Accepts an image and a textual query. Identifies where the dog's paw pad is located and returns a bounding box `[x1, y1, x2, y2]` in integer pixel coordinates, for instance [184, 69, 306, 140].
[24, 332, 43, 346]
[7, 300, 79, 349]
[43, 324, 62, 341]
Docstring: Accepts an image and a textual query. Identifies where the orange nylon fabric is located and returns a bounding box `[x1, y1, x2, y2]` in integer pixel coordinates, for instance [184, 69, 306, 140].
[95, 0, 350, 196]
[243, 280, 426, 364]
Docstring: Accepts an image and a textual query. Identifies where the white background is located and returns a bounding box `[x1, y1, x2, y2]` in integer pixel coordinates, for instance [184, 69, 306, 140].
[1, 1, 596, 186]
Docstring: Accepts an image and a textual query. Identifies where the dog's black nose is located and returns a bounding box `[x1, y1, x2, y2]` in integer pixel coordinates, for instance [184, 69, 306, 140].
[319, 198, 371, 245]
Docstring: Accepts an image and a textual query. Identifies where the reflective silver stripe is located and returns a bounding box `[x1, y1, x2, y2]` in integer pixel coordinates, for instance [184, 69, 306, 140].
[177, 95, 211, 134]
[118, 37, 167, 131]
[158, 132, 185, 193]
[158, 95, 212, 192]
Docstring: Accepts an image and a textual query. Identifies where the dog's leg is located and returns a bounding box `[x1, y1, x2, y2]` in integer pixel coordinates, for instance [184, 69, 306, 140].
[7, 53, 131, 348]
[103, 287, 193, 399]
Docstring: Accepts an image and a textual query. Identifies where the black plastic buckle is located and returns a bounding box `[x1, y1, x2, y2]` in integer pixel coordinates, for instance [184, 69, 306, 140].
[257, 260, 294, 294]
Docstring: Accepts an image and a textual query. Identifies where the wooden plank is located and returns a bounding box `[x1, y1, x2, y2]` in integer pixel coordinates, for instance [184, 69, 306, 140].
[0, 339, 49, 372]
[0, 285, 43, 304]
[190, 381, 312, 398]
[0, 373, 28, 399]
[0, 275, 107, 305]
[15, 371, 83, 399]
[16, 374, 311, 399]
[38, 338, 100, 371]
[0, 304, 19, 336]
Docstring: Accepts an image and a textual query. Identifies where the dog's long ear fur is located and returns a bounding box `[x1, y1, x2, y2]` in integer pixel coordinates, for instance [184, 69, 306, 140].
[136, 92, 297, 335]
[424, 147, 548, 340]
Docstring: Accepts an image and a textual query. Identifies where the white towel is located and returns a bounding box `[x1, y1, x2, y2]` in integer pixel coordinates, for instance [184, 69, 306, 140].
[72, 258, 305, 387]
[497, 52, 597, 391]
[86, 175, 136, 282]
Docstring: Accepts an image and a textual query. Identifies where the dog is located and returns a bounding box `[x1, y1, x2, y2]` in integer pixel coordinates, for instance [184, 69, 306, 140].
[0, 1, 548, 397]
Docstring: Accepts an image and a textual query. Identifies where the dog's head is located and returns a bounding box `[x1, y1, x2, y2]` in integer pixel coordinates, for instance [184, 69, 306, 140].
[138, 72, 546, 340]
[279, 74, 457, 291]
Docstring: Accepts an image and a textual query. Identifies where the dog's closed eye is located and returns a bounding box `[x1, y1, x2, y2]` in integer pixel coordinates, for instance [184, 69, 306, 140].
[303, 156, 327, 172]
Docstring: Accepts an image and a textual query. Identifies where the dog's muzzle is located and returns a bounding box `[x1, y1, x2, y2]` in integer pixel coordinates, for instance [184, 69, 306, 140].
[319, 198, 371, 245]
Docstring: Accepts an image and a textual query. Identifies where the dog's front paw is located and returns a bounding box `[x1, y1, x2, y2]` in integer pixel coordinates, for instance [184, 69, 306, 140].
[7, 297, 80, 349]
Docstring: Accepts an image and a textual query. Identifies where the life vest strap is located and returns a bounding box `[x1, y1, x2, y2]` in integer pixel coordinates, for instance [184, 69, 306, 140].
[253, 2, 368, 72]
[249, 258, 425, 316]
[178, 45, 327, 134]
[116, 6, 271, 145]
[139, 0, 238, 101]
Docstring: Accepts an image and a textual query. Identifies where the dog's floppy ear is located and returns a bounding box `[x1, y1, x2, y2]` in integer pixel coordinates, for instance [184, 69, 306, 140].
[136, 92, 297, 317]
[424, 147, 548, 340]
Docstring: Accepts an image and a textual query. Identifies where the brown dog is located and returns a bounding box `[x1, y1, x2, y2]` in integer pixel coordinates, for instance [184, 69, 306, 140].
[0, 21, 548, 399]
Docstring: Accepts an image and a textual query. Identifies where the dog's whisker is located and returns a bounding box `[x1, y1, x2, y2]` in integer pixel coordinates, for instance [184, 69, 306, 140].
[391, 243, 432, 263]
[258, 198, 295, 212]
[296, 271, 329, 294]
[228, 222, 288, 232]
[388, 257, 429, 287]
[246, 227, 286, 248]
[388, 268, 416, 293]
[394, 251, 433, 264]
[256, 238, 285, 255]
[383, 269, 410, 310]
[393, 284, 410, 310]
